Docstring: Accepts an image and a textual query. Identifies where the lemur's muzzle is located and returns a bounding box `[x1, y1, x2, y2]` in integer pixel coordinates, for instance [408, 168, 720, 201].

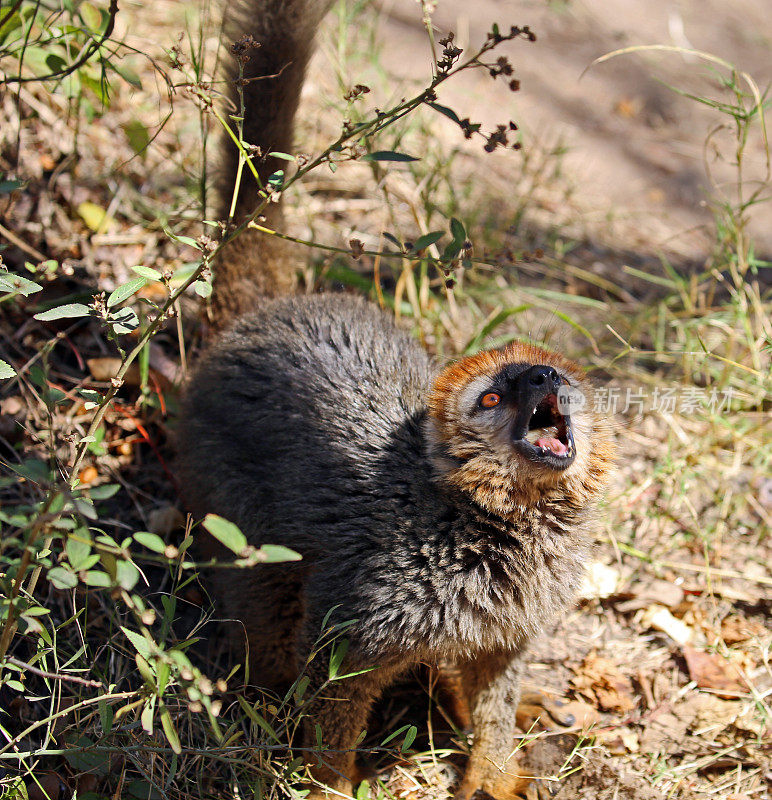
[511, 365, 576, 469]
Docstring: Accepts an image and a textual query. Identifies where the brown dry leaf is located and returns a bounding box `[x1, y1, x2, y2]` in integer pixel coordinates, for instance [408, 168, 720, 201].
[87, 357, 141, 386]
[138, 281, 168, 301]
[636, 578, 685, 608]
[559, 698, 602, 730]
[571, 653, 636, 714]
[596, 726, 639, 754]
[27, 771, 65, 800]
[720, 614, 767, 645]
[639, 710, 690, 755]
[616, 578, 686, 613]
[682, 694, 748, 736]
[0, 396, 25, 416]
[682, 646, 745, 695]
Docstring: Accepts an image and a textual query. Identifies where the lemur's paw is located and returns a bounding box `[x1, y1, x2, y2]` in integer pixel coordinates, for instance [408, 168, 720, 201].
[516, 690, 598, 732]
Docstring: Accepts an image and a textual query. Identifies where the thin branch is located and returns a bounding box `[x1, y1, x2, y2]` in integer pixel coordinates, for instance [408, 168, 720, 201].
[0, 221, 47, 261]
[7, 657, 103, 688]
[0, 0, 23, 32]
[3, 0, 119, 85]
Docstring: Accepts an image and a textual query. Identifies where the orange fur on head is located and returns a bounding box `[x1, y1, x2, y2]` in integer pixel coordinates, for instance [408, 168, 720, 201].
[426, 342, 616, 515]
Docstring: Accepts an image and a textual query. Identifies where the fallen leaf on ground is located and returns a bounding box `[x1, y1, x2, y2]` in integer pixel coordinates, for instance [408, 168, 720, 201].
[639, 710, 690, 755]
[682, 646, 745, 696]
[77, 201, 116, 233]
[720, 614, 767, 645]
[570, 653, 636, 714]
[87, 357, 141, 385]
[596, 726, 639, 754]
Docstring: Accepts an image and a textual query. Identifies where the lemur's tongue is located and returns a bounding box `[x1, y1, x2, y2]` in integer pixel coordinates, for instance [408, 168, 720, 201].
[535, 436, 569, 456]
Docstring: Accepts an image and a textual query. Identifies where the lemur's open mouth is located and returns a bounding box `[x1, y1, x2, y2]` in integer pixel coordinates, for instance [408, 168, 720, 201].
[512, 391, 576, 470]
[502, 364, 577, 470]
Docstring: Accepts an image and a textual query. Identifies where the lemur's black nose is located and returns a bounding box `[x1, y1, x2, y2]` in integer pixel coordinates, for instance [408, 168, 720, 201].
[523, 365, 561, 390]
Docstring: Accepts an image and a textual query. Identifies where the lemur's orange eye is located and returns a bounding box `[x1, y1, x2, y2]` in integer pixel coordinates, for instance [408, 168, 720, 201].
[480, 392, 501, 408]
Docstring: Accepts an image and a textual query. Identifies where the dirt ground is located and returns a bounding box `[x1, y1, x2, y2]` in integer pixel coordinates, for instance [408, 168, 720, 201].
[368, 0, 772, 259]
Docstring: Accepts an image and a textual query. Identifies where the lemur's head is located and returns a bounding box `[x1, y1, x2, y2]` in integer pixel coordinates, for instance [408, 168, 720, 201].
[426, 343, 615, 515]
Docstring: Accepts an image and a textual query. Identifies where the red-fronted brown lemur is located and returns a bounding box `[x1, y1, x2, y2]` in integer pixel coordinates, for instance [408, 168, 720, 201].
[177, 2, 615, 797]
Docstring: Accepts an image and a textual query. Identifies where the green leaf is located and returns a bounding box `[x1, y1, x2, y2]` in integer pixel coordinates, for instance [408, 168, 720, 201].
[116, 559, 140, 590]
[163, 229, 200, 249]
[268, 151, 295, 161]
[193, 280, 212, 298]
[79, 388, 103, 403]
[0, 359, 15, 379]
[82, 570, 111, 587]
[267, 169, 284, 188]
[464, 305, 532, 354]
[380, 723, 412, 746]
[123, 119, 150, 156]
[88, 483, 120, 500]
[48, 566, 78, 590]
[362, 151, 420, 162]
[236, 696, 282, 743]
[329, 638, 349, 679]
[121, 626, 153, 659]
[65, 529, 92, 570]
[0, 180, 23, 195]
[79, 2, 102, 31]
[132, 265, 162, 280]
[134, 531, 167, 553]
[449, 217, 466, 244]
[45, 52, 67, 74]
[99, 699, 114, 734]
[203, 514, 248, 555]
[34, 303, 91, 321]
[107, 277, 147, 307]
[428, 101, 461, 124]
[141, 700, 155, 733]
[110, 306, 139, 335]
[110, 61, 142, 89]
[128, 780, 161, 800]
[10, 458, 50, 484]
[409, 231, 444, 254]
[257, 544, 302, 563]
[160, 704, 182, 754]
[401, 725, 417, 752]
[63, 734, 109, 774]
[0, 272, 43, 296]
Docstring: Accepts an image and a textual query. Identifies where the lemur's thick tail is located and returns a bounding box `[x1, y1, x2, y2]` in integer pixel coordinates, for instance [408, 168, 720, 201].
[211, 0, 332, 327]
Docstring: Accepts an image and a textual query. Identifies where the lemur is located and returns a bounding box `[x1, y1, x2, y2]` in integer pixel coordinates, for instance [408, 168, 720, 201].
[177, 1, 615, 797]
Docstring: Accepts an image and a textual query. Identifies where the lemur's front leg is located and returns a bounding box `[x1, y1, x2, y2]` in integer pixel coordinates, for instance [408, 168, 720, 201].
[452, 651, 537, 800]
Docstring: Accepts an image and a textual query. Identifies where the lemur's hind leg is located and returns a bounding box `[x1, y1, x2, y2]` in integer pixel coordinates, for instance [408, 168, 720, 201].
[436, 662, 575, 734]
[448, 651, 534, 800]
